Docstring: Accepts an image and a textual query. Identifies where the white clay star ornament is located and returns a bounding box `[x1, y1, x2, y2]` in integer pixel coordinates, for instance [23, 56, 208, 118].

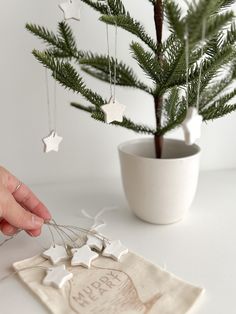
[102, 240, 128, 262]
[42, 130, 63, 153]
[59, 0, 80, 21]
[43, 264, 73, 289]
[42, 244, 69, 265]
[101, 98, 126, 124]
[71, 245, 99, 268]
[182, 107, 203, 145]
[86, 234, 104, 252]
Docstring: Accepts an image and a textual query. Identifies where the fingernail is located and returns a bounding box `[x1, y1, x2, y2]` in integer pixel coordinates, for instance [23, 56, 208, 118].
[45, 212, 52, 220]
[27, 231, 34, 237]
[32, 215, 44, 227]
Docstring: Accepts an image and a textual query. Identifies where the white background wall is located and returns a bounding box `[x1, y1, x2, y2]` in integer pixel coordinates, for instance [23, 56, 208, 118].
[0, 0, 236, 184]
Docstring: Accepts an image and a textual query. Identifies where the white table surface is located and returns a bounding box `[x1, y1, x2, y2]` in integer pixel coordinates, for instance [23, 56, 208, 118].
[0, 169, 235, 314]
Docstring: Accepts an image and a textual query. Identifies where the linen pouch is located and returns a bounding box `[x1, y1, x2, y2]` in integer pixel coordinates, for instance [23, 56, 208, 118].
[13, 250, 204, 314]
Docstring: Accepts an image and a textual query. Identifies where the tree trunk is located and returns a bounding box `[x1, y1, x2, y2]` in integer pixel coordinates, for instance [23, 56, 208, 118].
[154, 97, 163, 159]
[154, 0, 164, 159]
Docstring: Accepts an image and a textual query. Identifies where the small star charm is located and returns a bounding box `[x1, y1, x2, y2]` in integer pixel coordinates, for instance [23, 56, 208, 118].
[101, 98, 126, 124]
[42, 245, 69, 265]
[71, 245, 99, 268]
[182, 107, 203, 145]
[42, 130, 63, 153]
[43, 264, 73, 289]
[102, 240, 128, 262]
[86, 234, 104, 252]
[59, 0, 80, 21]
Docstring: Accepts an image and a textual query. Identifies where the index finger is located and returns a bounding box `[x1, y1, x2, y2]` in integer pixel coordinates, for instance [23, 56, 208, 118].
[12, 183, 51, 221]
[4, 171, 51, 221]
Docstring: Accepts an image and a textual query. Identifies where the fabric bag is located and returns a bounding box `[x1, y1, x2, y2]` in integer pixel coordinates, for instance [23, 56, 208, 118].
[13, 249, 204, 314]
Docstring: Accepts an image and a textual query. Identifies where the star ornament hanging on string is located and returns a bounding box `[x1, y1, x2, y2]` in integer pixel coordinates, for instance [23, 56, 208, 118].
[86, 234, 104, 252]
[59, 0, 80, 21]
[43, 264, 73, 289]
[102, 240, 128, 262]
[42, 130, 63, 153]
[42, 245, 69, 265]
[182, 107, 203, 145]
[71, 245, 99, 268]
[101, 98, 126, 124]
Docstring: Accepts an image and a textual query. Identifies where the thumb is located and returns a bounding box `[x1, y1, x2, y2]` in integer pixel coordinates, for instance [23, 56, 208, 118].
[0, 188, 44, 230]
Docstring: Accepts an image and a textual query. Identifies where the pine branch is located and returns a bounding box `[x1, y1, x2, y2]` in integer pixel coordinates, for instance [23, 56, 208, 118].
[71, 102, 156, 134]
[160, 42, 184, 92]
[200, 65, 236, 108]
[26, 22, 80, 59]
[80, 0, 109, 14]
[202, 11, 234, 43]
[82, 0, 127, 15]
[201, 87, 236, 113]
[223, 22, 236, 46]
[192, 45, 236, 83]
[41, 48, 73, 59]
[81, 0, 128, 15]
[33, 50, 105, 108]
[201, 103, 236, 121]
[33, 49, 156, 135]
[160, 10, 234, 92]
[130, 42, 162, 84]
[219, 0, 236, 10]
[186, 54, 236, 110]
[100, 15, 157, 52]
[163, 87, 180, 121]
[186, 0, 234, 44]
[159, 105, 186, 135]
[26, 23, 64, 49]
[91, 111, 156, 134]
[79, 52, 153, 94]
[162, 40, 235, 94]
[58, 21, 77, 54]
[71, 102, 95, 113]
[82, 0, 157, 52]
[161, 33, 177, 54]
[164, 0, 184, 39]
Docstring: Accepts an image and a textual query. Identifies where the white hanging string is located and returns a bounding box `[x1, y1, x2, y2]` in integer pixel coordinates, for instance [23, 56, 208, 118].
[0, 230, 21, 248]
[53, 79, 58, 132]
[184, 24, 189, 109]
[47, 224, 56, 247]
[185, 18, 206, 112]
[106, 24, 113, 97]
[196, 18, 206, 111]
[105, 1, 118, 101]
[45, 69, 52, 133]
[113, 23, 118, 100]
[81, 206, 118, 231]
[45, 69, 58, 133]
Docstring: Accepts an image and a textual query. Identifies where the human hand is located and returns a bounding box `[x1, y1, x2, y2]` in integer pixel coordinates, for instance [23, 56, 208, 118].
[0, 166, 51, 237]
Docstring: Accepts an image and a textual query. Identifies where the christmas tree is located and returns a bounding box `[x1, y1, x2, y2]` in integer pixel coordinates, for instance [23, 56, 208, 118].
[26, 0, 236, 158]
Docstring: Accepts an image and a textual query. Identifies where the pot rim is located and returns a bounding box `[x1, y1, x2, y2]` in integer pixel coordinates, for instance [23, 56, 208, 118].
[118, 137, 201, 162]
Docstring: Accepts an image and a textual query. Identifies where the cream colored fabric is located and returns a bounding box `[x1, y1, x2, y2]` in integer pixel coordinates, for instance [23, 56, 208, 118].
[13, 251, 204, 314]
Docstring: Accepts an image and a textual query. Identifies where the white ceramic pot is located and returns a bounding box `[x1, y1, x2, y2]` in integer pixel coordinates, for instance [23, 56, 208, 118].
[118, 138, 201, 224]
